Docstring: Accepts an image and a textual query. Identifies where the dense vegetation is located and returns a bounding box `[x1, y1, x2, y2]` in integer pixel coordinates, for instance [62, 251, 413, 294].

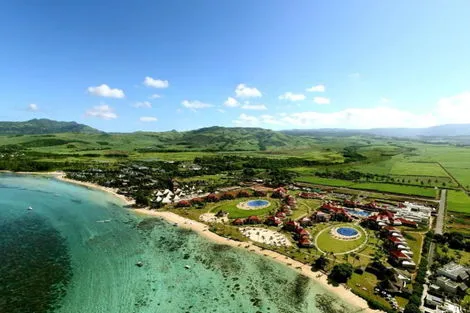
[0, 119, 100, 134]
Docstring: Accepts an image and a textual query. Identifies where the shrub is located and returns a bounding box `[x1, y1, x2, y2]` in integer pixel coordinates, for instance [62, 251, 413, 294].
[176, 200, 191, 208]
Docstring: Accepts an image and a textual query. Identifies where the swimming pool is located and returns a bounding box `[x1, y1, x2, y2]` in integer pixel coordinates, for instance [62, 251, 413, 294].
[330, 226, 361, 240]
[246, 200, 270, 208]
[337, 227, 359, 237]
[346, 209, 371, 217]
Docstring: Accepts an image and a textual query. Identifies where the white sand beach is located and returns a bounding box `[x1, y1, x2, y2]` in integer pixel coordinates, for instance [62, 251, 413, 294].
[240, 227, 292, 246]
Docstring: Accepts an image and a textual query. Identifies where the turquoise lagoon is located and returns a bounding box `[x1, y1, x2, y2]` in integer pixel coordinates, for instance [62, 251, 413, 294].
[0, 174, 354, 313]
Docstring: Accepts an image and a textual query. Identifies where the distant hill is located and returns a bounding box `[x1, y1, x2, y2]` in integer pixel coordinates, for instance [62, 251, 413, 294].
[283, 124, 470, 138]
[132, 126, 314, 151]
[0, 119, 101, 135]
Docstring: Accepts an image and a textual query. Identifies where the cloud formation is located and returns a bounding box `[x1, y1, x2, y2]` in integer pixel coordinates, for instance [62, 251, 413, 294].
[224, 97, 239, 107]
[27, 103, 38, 111]
[87, 84, 125, 98]
[182, 100, 212, 109]
[313, 97, 331, 105]
[149, 94, 161, 99]
[235, 84, 262, 98]
[133, 101, 152, 108]
[279, 92, 306, 101]
[140, 116, 158, 122]
[85, 104, 118, 119]
[241, 103, 267, 110]
[305, 84, 325, 92]
[144, 76, 169, 88]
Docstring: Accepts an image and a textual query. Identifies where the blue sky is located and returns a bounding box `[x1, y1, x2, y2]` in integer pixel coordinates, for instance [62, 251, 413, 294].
[1, 1, 470, 132]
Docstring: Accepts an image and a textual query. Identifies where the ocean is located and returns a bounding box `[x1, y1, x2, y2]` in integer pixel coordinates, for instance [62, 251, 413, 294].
[0, 174, 353, 313]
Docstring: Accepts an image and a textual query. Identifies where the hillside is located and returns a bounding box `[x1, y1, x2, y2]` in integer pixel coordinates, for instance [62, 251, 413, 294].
[0, 119, 101, 135]
[133, 126, 314, 152]
[283, 123, 470, 138]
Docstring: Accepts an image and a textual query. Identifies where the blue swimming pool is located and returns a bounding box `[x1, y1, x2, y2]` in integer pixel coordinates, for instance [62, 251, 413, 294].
[337, 227, 359, 237]
[346, 209, 371, 217]
[246, 200, 270, 208]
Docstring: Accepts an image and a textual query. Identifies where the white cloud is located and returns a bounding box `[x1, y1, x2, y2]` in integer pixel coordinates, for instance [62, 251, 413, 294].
[27, 103, 38, 111]
[149, 94, 161, 99]
[87, 84, 125, 98]
[233, 113, 260, 126]
[349, 73, 361, 79]
[140, 116, 158, 122]
[133, 101, 152, 108]
[435, 91, 470, 124]
[235, 84, 262, 98]
[313, 97, 331, 105]
[182, 100, 212, 110]
[224, 97, 239, 107]
[279, 92, 306, 101]
[144, 76, 169, 88]
[241, 103, 267, 110]
[305, 85, 325, 92]
[85, 104, 118, 120]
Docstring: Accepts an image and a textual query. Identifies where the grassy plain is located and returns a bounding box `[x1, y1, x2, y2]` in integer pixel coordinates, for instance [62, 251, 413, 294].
[447, 190, 470, 214]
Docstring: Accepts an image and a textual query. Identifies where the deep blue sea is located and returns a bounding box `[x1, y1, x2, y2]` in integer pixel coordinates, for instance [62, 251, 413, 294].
[0, 174, 354, 313]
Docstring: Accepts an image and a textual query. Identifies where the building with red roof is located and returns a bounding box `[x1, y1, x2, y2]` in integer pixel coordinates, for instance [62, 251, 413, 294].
[298, 238, 314, 248]
[265, 216, 282, 226]
[232, 218, 244, 226]
[245, 216, 262, 224]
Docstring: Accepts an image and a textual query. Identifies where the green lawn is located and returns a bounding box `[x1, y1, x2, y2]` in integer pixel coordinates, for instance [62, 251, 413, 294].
[292, 198, 322, 220]
[315, 224, 367, 254]
[207, 198, 279, 219]
[347, 272, 393, 311]
[402, 231, 423, 264]
[447, 190, 470, 214]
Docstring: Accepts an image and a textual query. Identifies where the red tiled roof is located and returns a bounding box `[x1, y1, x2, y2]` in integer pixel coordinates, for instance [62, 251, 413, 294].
[388, 236, 403, 243]
[390, 250, 408, 259]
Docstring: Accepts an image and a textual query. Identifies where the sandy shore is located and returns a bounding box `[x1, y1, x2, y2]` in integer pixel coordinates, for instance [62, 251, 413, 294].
[3, 171, 382, 312]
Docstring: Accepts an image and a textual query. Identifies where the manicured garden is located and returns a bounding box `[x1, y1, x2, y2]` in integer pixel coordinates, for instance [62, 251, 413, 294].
[207, 198, 279, 219]
[315, 224, 367, 254]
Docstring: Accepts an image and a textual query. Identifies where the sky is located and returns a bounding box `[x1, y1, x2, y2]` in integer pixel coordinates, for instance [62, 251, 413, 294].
[1, 1, 470, 132]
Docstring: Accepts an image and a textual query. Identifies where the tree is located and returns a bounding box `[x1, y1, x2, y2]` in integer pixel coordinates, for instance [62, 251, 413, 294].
[314, 254, 329, 271]
[404, 302, 421, 313]
[329, 263, 353, 284]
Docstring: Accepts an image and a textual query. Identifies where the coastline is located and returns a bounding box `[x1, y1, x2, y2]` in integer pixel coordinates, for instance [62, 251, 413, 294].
[2, 171, 383, 313]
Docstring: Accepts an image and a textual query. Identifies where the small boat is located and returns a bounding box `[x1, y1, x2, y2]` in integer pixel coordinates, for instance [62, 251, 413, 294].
[136, 261, 144, 267]
[96, 219, 112, 223]
[28, 206, 33, 210]
[184, 265, 191, 269]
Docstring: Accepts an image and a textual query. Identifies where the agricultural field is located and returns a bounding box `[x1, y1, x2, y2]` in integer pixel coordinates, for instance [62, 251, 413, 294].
[389, 162, 448, 177]
[447, 190, 470, 214]
[349, 183, 437, 198]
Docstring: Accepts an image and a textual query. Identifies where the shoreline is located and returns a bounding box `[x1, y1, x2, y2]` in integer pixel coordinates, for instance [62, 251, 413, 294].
[3, 171, 383, 312]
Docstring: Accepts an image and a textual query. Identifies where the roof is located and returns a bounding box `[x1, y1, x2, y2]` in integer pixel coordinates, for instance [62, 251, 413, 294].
[388, 236, 404, 243]
[390, 250, 408, 259]
[438, 262, 470, 281]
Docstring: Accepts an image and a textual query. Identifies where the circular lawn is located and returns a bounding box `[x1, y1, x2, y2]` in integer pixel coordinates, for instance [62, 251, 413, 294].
[314, 224, 367, 255]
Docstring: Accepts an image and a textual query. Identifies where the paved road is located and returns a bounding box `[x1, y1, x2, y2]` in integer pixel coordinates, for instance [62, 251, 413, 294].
[435, 189, 446, 235]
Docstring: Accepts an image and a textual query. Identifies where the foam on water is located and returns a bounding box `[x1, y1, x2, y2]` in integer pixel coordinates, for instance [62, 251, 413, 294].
[0, 174, 357, 313]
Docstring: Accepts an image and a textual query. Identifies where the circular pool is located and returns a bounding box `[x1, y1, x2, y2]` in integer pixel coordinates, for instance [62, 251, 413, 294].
[246, 200, 269, 208]
[331, 226, 361, 240]
[237, 199, 270, 210]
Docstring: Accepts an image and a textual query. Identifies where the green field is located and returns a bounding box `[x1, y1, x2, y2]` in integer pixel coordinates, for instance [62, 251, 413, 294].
[389, 162, 448, 177]
[295, 176, 354, 187]
[349, 182, 437, 198]
[447, 190, 470, 214]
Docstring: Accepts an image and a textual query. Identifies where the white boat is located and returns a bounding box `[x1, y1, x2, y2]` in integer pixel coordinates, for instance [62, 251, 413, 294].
[184, 265, 191, 269]
[28, 206, 33, 210]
